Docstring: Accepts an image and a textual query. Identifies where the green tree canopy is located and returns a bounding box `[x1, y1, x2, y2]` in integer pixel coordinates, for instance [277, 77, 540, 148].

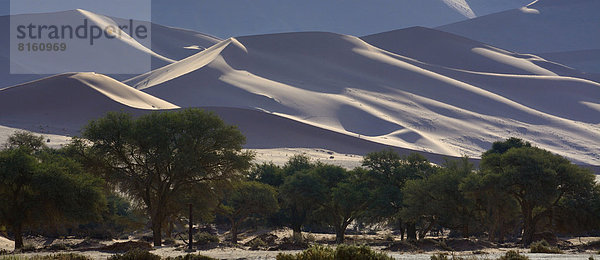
[362, 150, 435, 240]
[218, 181, 279, 244]
[402, 157, 476, 239]
[279, 171, 322, 242]
[311, 166, 372, 244]
[79, 108, 254, 246]
[0, 132, 106, 250]
[480, 138, 597, 245]
[249, 162, 285, 187]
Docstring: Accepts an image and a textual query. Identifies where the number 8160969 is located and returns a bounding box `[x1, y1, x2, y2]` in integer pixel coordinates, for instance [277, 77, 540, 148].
[18, 43, 67, 52]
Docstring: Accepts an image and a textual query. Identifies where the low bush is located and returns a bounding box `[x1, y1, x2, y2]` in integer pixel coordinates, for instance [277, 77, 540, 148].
[165, 254, 216, 260]
[46, 243, 70, 251]
[430, 253, 479, 260]
[100, 241, 152, 253]
[194, 232, 219, 246]
[0, 254, 91, 260]
[335, 245, 394, 260]
[276, 245, 394, 260]
[276, 245, 334, 260]
[163, 238, 176, 246]
[529, 240, 562, 254]
[108, 249, 160, 260]
[34, 254, 90, 260]
[498, 250, 529, 260]
[20, 244, 36, 252]
[246, 238, 267, 250]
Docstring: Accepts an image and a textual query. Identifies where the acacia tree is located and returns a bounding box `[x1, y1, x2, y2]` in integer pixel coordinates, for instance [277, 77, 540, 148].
[312, 166, 372, 244]
[80, 109, 254, 246]
[362, 151, 435, 240]
[480, 138, 597, 245]
[0, 132, 106, 250]
[217, 181, 279, 244]
[402, 157, 476, 239]
[278, 154, 318, 242]
[279, 170, 321, 242]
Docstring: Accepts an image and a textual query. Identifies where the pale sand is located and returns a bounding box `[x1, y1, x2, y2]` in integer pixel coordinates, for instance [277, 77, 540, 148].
[2, 232, 600, 260]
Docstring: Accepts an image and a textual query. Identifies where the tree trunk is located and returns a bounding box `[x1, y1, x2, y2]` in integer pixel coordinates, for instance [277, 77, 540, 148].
[418, 221, 435, 240]
[152, 219, 162, 247]
[13, 223, 23, 250]
[522, 206, 535, 246]
[522, 221, 535, 246]
[398, 219, 405, 241]
[230, 222, 238, 244]
[407, 223, 417, 241]
[335, 223, 348, 244]
[462, 225, 469, 238]
[292, 225, 303, 243]
[165, 217, 173, 239]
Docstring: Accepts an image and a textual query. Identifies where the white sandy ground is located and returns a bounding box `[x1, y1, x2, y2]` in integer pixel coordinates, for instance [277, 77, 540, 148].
[1, 231, 600, 260]
[437, 0, 600, 74]
[120, 30, 600, 166]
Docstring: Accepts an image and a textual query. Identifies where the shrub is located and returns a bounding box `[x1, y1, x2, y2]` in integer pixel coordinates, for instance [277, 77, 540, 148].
[100, 241, 152, 253]
[335, 245, 394, 260]
[47, 243, 70, 251]
[108, 249, 160, 260]
[276, 245, 334, 260]
[529, 240, 562, 254]
[383, 232, 394, 242]
[246, 238, 267, 250]
[498, 250, 529, 260]
[165, 254, 216, 260]
[431, 254, 449, 260]
[430, 253, 479, 260]
[0, 254, 92, 260]
[194, 232, 219, 246]
[303, 233, 316, 243]
[0, 256, 26, 260]
[276, 245, 394, 260]
[20, 244, 36, 252]
[33, 254, 91, 260]
[163, 238, 176, 246]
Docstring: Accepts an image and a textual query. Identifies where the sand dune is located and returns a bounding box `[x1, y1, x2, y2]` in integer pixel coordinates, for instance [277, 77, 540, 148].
[0, 10, 221, 88]
[125, 31, 600, 165]
[437, 0, 600, 74]
[1, 7, 598, 167]
[361, 26, 580, 77]
[536, 49, 600, 79]
[0, 73, 178, 135]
